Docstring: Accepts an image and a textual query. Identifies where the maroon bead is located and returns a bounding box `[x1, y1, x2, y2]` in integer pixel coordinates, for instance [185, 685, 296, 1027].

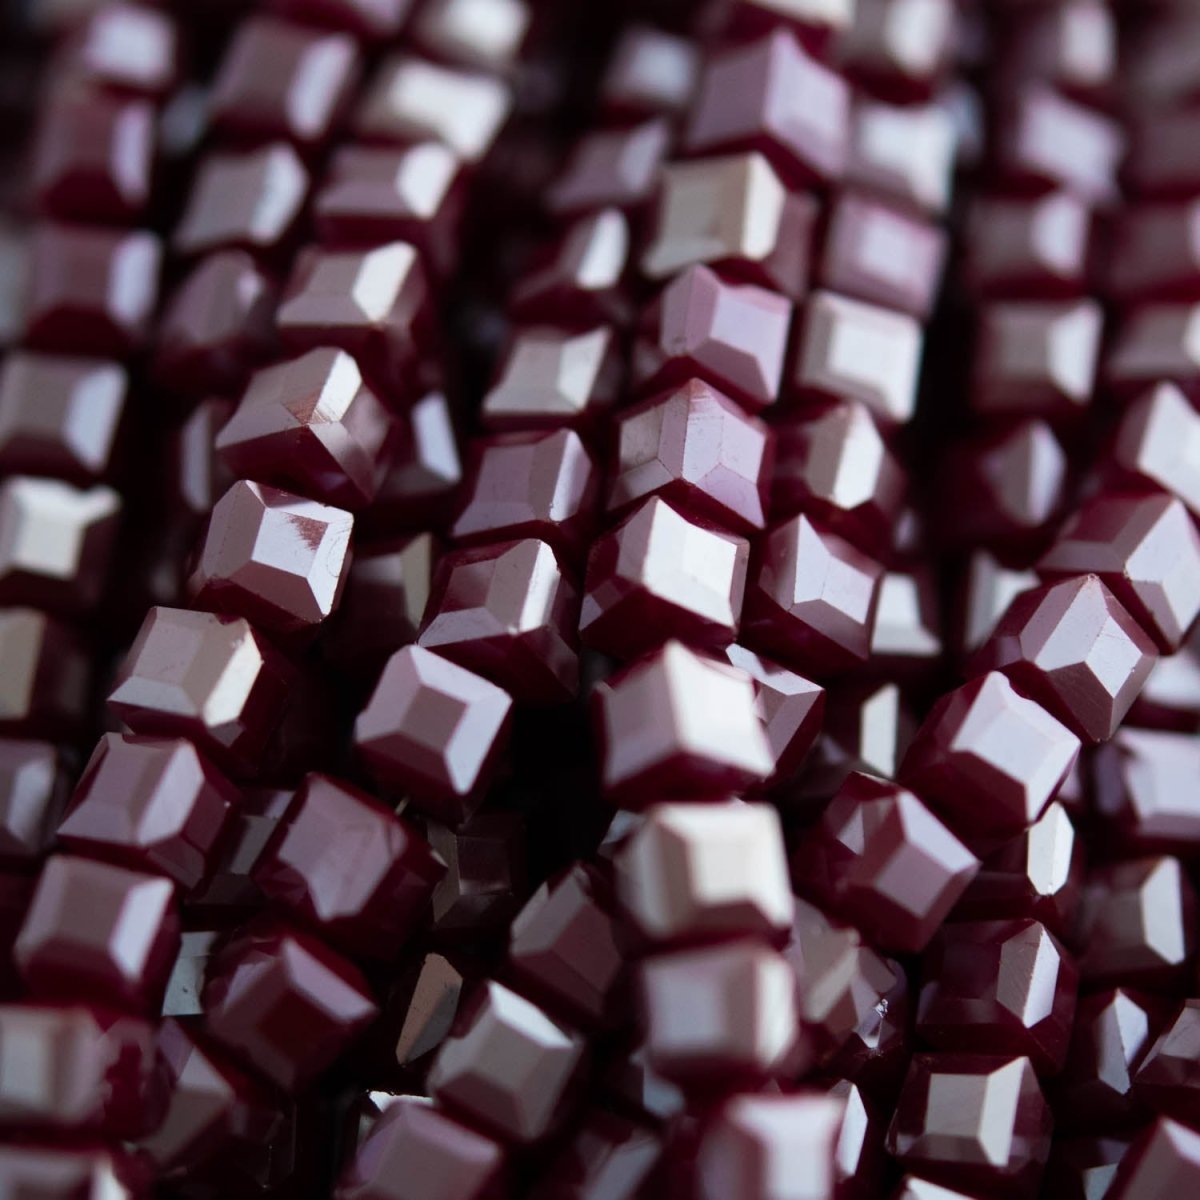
[841, 0, 953, 98]
[901, 672, 1080, 847]
[210, 16, 359, 150]
[601, 24, 700, 121]
[959, 552, 1040, 660]
[1039, 491, 1200, 653]
[548, 118, 670, 217]
[1076, 856, 1198, 988]
[1131, 998, 1200, 1126]
[1106, 302, 1200, 395]
[203, 919, 377, 1089]
[1105, 1118, 1200, 1198]
[1108, 200, 1200, 302]
[1001, 0, 1116, 99]
[617, 801, 793, 947]
[594, 640, 773, 806]
[640, 940, 804, 1087]
[828, 952, 912, 1104]
[771, 400, 907, 558]
[971, 574, 1158, 744]
[870, 568, 943, 677]
[108, 606, 298, 778]
[429, 979, 585, 1144]
[393, 951, 464, 1065]
[0, 739, 62, 865]
[32, 92, 154, 224]
[356, 54, 512, 162]
[354, 644, 513, 822]
[1113, 383, 1200, 519]
[59, 733, 236, 890]
[0, 351, 126, 484]
[167, 399, 235, 525]
[633, 265, 794, 414]
[336, 1095, 506, 1200]
[1057, 987, 1162, 1131]
[15, 854, 179, 1012]
[886, 1053, 1053, 1198]
[418, 538, 580, 704]
[413, 0, 531, 71]
[694, 1092, 846, 1200]
[685, 30, 848, 185]
[792, 772, 979, 955]
[154, 251, 278, 398]
[1127, 642, 1200, 731]
[743, 512, 884, 677]
[1042, 1135, 1131, 1200]
[1094, 728, 1200, 853]
[847, 98, 955, 214]
[174, 144, 310, 261]
[254, 772, 443, 960]
[532, 1108, 660, 1200]
[427, 811, 526, 937]
[0, 607, 90, 739]
[0, 1003, 161, 1136]
[509, 863, 624, 1031]
[271, 0, 412, 40]
[23, 224, 160, 357]
[481, 325, 621, 434]
[451, 428, 598, 561]
[188, 481, 354, 636]
[0, 1144, 148, 1199]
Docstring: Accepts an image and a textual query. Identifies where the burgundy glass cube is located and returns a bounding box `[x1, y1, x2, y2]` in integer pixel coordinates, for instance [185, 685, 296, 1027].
[548, 118, 670, 217]
[0, 607, 90, 740]
[0, 738, 62, 865]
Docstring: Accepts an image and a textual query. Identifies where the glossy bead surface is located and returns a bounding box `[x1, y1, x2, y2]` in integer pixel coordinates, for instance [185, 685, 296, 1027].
[62, 2, 178, 94]
[601, 24, 700, 120]
[1104, 1118, 1200, 1199]
[532, 1108, 661, 1200]
[59, 733, 237, 890]
[1113, 383, 1200, 519]
[428, 811, 526, 936]
[0, 738, 61, 864]
[1108, 199, 1200, 302]
[273, 0, 412, 39]
[959, 553, 1040, 660]
[354, 644, 513, 822]
[548, 118, 670, 217]
[0, 1144, 147, 1199]
[1131, 998, 1200, 1127]
[841, 0, 954, 98]
[0, 607, 90, 739]
[847, 98, 955, 214]
[1093, 728, 1200, 852]
[14, 854, 179, 1012]
[414, 0, 530, 72]
[394, 951, 464, 1065]
[1106, 302, 1200, 394]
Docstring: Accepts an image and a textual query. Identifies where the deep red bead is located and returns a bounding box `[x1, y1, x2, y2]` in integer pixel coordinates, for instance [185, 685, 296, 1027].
[393, 950, 465, 1066]
[958, 552, 1040, 661]
[418, 537, 580, 704]
[1108, 200, 1200, 302]
[271, 0, 413, 40]
[1126, 639, 1200, 730]
[15, 854, 179, 1012]
[841, 0, 954, 98]
[1106, 302, 1200, 395]
[59, 733, 237, 890]
[0, 607, 90, 740]
[1131, 998, 1200, 1127]
[847, 98, 955, 215]
[1042, 1135, 1131, 1200]
[254, 772, 443, 960]
[203, 919, 378, 1089]
[548, 118, 670, 217]
[427, 811, 526, 937]
[1000, 0, 1116, 99]
[56, 2, 177, 94]
[412, 0, 531, 73]
[1113, 383, 1200, 519]
[354, 644, 513, 823]
[0, 739, 62, 865]
[532, 1107, 661, 1200]
[1106, 1118, 1200, 1198]
[0, 1144, 148, 1199]
[601, 24, 700, 121]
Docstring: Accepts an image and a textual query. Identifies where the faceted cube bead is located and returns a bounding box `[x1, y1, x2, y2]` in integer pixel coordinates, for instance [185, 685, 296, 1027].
[601, 24, 700, 120]
[743, 513, 885, 677]
[0, 476, 121, 614]
[1075, 856, 1198, 988]
[58, 733, 237, 890]
[315, 142, 465, 275]
[23, 224, 160, 356]
[870, 569, 943, 676]
[108, 607, 298, 778]
[0, 607, 90, 739]
[217, 348, 394, 511]
[354, 644, 513, 823]
[0, 739, 61, 864]
[685, 30, 849, 185]
[953, 801, 1083, 938]
[641, 152, 817, 300]
[1113, 384, 1200, 519]
[1105, 1119, 1200, 1200]
[203, 919, 377, 1089]
[428, 979, 585, 1144]
[277, 242, 432, 394]
[481, 325, 621, 433]
[594, 640, 773, 806]
[1039, 492, 1200, 653]
[32, 93, 154, 223]
[886, 1055, 1053, 1199]
[417, 538, 580, 704]
[451, 428, 598, 561]
[356, 56, 512, 163]
[790, 290, 923, 426]
[254, 773, 443, 960]
[509, 864, 624, 1031]
[0, 352, 125, 484]
[1106, 303, 1200, 394]
[427, 811, 525, 936]
[993, 86, 1123, 208]
[820, 191, 946, 319]
[634, 265, 792, 415]
[959, 553, 1040, 661]
[393, 951, 464, 1065]
[771, 400, 907, 558]
[965, 191, 1092, 300]
[548, 118, 670, 217]
[609, 380, 772, 535]
[916, 918, 1078, 1076]
[1132, 999, 1200, 1126]
[791, 773, 979, 955]
[826, 951, 912, 1102]
[336, 1096, 506, 1200]
[901, 672, 1080, 847]
[14, 854, 179, 1012]
[1001, 0, 1116, 99]
[413, 0, 530, 71]
[1129, 644, 1200, 731]
[580, 497, 749, 660]
[1043, 1136, 1132, 1200]
[617, 801, 793, 947]
[60, 2, 178, 95]
[188, 481, 354, 636]
[1057, 987, 1163, 1131]
[0, 1145, 146, 1199]
[694, 1092, 846, 1200]
[972, 300, 1103, 419]
[271, 0, 412, 40]
[971, 575, 1158, 744]
[0, 1003, 160, 1136]
[154, 251, 277, 398]
[1108, 200, 1200, 302]
[1093, 728, 1200, 852]
[531, 1109, 661, 1200]
[174, 144, 309, 261]
[847, 98, 955, 214]
[840, 0, 954, 99]
[210, 16, 360, 150]
[640, 940, 803, 1087]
